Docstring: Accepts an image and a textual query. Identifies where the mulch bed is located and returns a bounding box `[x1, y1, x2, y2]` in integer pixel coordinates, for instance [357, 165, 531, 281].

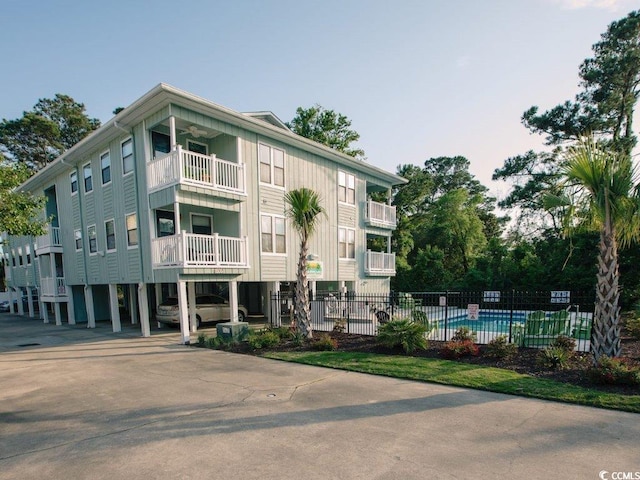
[225, 330, 640, 396]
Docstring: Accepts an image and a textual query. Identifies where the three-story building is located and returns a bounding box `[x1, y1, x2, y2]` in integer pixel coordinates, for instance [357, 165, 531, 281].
[3, 84, 405, 343]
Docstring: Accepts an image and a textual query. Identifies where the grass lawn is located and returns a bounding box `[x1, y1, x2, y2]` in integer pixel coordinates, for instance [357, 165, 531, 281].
[263, 351, 640, 414]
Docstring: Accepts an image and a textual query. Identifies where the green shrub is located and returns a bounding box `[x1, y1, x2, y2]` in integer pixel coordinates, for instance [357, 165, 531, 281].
[485, 335, 518, 359]
[551, 335, 576, 353]
[377, 319, 428, 353]
[451, 327, 476, 342]
[411, 310, 430, 328]
[440, 339, 479, 359]
[313, 334, 338, 351]
[536, 346, 571, 370]
[289, 329, 306, 346]
[205, 336, 222, 349]
[626, 317, 640, 340]
[196, 332, 207, 346]
[269, 326, 292, 340]
[587, 356, 640, 386]
[247, 330, 281, 350]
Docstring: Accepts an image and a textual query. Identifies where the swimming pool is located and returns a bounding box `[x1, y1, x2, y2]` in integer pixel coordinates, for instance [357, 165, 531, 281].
[445, 311, 527, 334]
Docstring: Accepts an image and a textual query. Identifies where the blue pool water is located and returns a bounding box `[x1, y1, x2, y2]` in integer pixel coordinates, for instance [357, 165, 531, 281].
[445, 311, 527, 333]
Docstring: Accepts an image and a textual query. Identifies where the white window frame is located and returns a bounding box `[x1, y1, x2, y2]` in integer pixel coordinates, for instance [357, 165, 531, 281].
[338, 171, 356, 206]
[70, 171, 78, 195]
[105, 219, 116, 252]
[88, 225, 97, 255]
[190, 213, 213, 235]
[258, 143, 285, 188]
[261, 214, 286, 255]
[125, 213, 138, 248]
[100, 150, 111, 185]
[74, 229, 82, 251]
[83, 163, 93, 193]
[338, 227, 356, 259]
[122, 138, 134, 175]
[187, 139, 208, 155]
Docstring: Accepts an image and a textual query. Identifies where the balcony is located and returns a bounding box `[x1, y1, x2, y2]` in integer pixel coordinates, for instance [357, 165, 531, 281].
[35, 227, 63, 254]
[364, 250, 396, 276]
[152, 232, 249, 269]
[147, 146, 246, 196]
[40, 277, 68, 298]
[364, 200, 396, 228]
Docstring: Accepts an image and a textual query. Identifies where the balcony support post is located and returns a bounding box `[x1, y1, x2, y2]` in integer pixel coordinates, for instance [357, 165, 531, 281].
[138, 283, 151, 338]
[188, 281, 197, 333]
[169, 115, 176, 150]
[128, 284, 138, 325]
[67, 292, 76, 325]
[54, 302, 62, 326]
[109, 284, 121, 333]
[177, 279, 190, 344]
[84, 285, 96, 328]
[229, 280, 239, 323]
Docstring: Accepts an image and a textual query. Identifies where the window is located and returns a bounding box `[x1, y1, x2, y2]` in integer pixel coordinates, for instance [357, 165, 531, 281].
[259, 143, 285, 187]
[261, 215, 286, 254]
[156, 210, 175, 237]
[191, 214, 212, 235]
[338, 171, 355, 205]
[74, 229, 82, 251]
[339, 227, 356, 259]
[187, 140, 207, 155]
[83, 163, 93, 193]
[100, 151, 111, 184]
[26, 246, 31, 265]
[122, 138, 134, 175]
[105, 219, 116, 251]
[88, 225, 97, 254]
[126, 214, 138, 247]
[70, 171, 78, 194]
[151, 131, 171, 158]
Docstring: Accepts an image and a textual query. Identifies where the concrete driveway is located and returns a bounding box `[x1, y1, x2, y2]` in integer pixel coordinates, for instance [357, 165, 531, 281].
[0, 314, 638, 480]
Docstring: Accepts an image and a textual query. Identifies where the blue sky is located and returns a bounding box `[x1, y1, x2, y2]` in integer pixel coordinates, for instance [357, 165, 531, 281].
[1, 0, 638, 198]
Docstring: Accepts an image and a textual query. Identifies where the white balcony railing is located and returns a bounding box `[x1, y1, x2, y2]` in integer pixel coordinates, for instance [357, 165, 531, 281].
[40, 277, 67, 297]
[36, 227, 62, 251]
[364, 200, 396, 228]
[151, 232, 249, 268]
[364, 250, 396, 276]
[147, 146, 246, 195]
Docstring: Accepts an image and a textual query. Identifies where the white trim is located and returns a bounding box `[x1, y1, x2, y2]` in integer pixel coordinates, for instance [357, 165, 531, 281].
[260, 213, 287, 255]
[105, 218, 116, 252]
[186, 138, 208, 155]
[338, 226, 356, 260]
[70, 171, 78, 195]
[258, 142, 286, 189]
[87, 224, 98, 255]
[125, 212, 138, 249]
[121, 137, 134, 176]
[74, 229, 82, 251]
[338, 170, 356, 206]
[83, 162, 93, 194]
[100, 150, 111, 186]
[189, 212, 213, 235]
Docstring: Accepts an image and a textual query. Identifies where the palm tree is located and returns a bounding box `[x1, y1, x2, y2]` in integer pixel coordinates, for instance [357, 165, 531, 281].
[552, 138, 640, 361]
[284, 188, 326, 339]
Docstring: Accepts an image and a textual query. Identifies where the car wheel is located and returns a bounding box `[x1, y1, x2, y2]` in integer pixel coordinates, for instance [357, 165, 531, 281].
[237, 310, 246, 322]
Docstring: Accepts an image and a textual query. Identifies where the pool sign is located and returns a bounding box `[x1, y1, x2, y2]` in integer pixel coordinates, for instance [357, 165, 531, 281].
[483, 291, 500, 303]
[439, 296, 447, 306]
[306, 260, 323, 279]
[550, 291, 570, 304]
[467, 303, 480, 320]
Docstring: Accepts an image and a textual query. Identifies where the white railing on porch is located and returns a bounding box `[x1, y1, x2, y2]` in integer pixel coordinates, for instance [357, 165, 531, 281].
[364, 250, 396, 275]
[40, 277, 67, 297]
[147, 146, 246, 195]
[36, 227, 62, 250]
[364, 200, 396, 228]
[151, 232, 249, 268]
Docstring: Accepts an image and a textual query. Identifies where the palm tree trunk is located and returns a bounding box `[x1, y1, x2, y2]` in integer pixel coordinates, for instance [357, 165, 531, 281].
[295, 236, 312, 339]
[591, 227, 622, 361]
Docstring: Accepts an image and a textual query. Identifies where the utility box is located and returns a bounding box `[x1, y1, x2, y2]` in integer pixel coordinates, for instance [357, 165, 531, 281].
[216, 322, 249, 342]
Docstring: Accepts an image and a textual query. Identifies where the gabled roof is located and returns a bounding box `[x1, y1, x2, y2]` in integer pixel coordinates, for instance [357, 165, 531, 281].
[242, 111, 290, 131]
[20, 83, 407, 191]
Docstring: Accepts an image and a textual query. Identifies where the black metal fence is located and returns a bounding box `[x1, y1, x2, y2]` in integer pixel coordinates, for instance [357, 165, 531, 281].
[270, 290, 595, 352]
